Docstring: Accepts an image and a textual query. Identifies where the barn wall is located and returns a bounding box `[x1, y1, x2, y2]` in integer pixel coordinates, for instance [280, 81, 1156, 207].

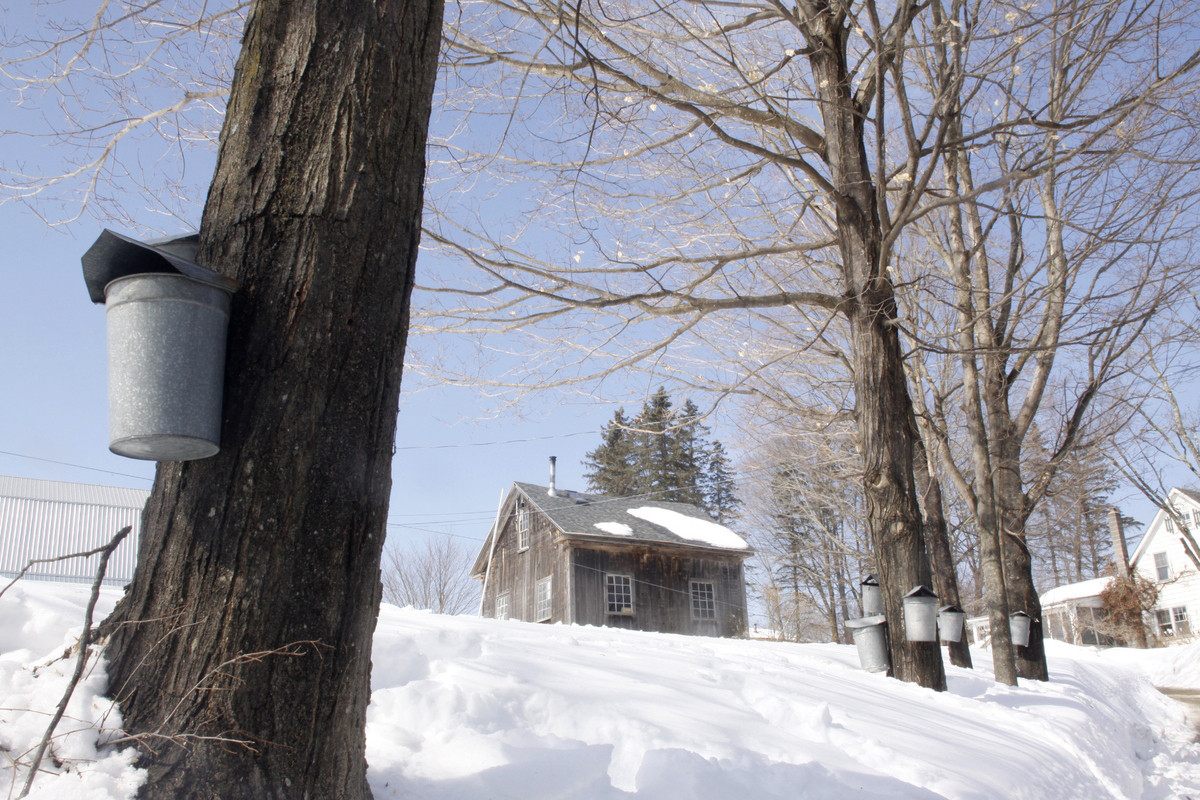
[571, 545, 747, 637]
[0, 475, 147, 585]
[478, 488, 569, 623]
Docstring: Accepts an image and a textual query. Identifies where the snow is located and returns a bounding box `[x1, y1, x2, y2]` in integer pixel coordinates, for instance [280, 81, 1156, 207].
[4, 581, 1199, 799]
[625, 506, 749, 550]
[1040, 576, 1112, 606]
[594, 521, 634, 536]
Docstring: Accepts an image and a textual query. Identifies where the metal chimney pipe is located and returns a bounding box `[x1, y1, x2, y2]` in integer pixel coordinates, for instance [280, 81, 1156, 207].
[548, 456, 558, 497]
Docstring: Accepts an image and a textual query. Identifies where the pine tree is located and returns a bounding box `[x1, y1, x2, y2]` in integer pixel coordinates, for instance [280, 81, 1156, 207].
[582, 408, 639, 496]
[582, 389, 739, 518]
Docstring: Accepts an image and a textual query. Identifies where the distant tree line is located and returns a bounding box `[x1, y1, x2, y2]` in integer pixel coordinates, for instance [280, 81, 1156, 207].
[582, 388, 739, 523]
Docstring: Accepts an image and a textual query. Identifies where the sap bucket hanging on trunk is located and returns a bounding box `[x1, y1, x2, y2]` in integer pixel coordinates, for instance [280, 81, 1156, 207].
[82, 230, 239, 461]
[860, 574, 883, 616]
[903, 585, 940, 642]
[1009, 611, 1033, 648]
[937, 604, 966, 643]
[846, 615, 890, 673]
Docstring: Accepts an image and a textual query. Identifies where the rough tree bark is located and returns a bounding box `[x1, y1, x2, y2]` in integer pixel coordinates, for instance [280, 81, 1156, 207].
[802, 4, 945, 691]
[98, 0, 444, 797]
[912, 429, 972, 669]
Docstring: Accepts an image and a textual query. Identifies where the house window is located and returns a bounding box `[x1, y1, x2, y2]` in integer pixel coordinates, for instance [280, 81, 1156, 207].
[496, 593, 511, 620]
[606, 574, 634, 615]
[517, 505, 530, 551]
[690, 580, 716, 621]
[536, 576, 552, 621]
[1166, 516, 1175, 532]
[1193, 509, 1200, 528]
[1174, 607, 1190, 636]
[1154, 552, 1170, 581]
[1157, 606, 1189, 637]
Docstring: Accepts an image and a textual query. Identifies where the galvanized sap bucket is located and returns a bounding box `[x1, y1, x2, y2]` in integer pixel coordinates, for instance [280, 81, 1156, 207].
[83, 230, 238, 461]
[1009, 611, 1033, 647]
[903, 585, 940, 642]
[860, 574, 883, 616]
[937, 604, 966, 643]
[846, 615, 890, 673]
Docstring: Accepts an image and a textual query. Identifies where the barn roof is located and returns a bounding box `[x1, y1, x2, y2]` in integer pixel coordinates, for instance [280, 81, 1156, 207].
[472, 482, 751, 577]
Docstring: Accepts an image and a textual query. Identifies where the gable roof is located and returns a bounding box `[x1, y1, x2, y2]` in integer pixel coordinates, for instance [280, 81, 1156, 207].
[1129, 486, 1200, 568]
[472, 482, 750, 576]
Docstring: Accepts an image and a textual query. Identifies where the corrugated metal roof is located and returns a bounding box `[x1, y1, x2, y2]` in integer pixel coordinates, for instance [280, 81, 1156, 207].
[0, 475, 149, 585]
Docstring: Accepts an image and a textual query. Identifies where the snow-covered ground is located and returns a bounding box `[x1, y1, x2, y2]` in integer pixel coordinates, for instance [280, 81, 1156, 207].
[2, 581, 1198, 799]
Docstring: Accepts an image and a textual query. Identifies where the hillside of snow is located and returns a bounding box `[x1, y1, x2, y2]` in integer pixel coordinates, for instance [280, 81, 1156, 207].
[2, 581, 1199, 799]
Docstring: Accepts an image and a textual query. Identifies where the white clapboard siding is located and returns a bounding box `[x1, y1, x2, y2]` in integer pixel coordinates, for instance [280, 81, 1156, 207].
[0, 475, 149, 585]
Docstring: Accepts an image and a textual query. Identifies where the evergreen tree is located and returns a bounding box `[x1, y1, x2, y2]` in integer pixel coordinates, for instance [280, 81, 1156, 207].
[582, 388, 738, 518]
[582, 408, 639, 496]
[703, 440, 740, 523]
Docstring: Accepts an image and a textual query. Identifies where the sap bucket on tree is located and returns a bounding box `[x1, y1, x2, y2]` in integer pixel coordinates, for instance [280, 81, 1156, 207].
[82, 230, 239, 461]
[860, 574, 883, 616]
[937, 604, 966, 643]
[903, 585, 940, 642]
[1009, 611, 1033, 648]
[846, 615, 890, 673]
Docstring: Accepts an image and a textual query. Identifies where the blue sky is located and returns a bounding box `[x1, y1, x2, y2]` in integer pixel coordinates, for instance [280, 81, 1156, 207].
[0, 197, 621, 556]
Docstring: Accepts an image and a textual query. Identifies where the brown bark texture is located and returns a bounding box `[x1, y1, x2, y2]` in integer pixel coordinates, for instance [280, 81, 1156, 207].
[803, 9, 945, 692]
[912, 431, 972, 669]
[98, 0, 444, 797]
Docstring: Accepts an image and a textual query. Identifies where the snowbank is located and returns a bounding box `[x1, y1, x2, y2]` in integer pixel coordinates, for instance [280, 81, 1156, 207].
[3, 582, 1198, 799]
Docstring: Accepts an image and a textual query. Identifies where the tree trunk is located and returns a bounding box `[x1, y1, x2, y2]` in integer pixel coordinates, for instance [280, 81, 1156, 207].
[993, 432, 1050, 680]
[803, 12, 944, 691]
[912, 430, 972, 668]
[98, 0, 444, 797]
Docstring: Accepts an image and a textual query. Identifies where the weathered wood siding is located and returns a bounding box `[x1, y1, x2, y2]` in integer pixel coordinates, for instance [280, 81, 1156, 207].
[479, 488, 570, 623]
[570, 545, 747, 637]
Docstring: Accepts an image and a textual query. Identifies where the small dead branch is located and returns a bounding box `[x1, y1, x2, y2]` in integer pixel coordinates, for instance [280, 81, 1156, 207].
[16, 525, 130, 799]
[0, 529, 134, 601]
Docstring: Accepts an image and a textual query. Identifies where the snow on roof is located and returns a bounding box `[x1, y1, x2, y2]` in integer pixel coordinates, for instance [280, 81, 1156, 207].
[594, 521, 633, 537]
[626, 506, 748, 550]
[1040, 576, 1112, 607]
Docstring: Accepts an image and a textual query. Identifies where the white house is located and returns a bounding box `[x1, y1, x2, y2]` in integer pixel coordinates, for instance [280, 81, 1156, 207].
[1128, 487, 1200, 640]
[0, 475, 148, 586]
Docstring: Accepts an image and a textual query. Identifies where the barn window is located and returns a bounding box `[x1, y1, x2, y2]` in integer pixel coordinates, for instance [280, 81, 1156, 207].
[496, 593, 511, 620]
[1154, 552, 1170, 581]
[605, 574, 634, 615]
[690, 580, 716, 621]
[536, 576, 552, 621]
[517, 505, 530, 551]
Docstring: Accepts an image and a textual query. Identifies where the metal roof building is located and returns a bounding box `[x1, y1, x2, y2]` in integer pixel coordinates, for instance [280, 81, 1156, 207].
[0, 475, 148, 585]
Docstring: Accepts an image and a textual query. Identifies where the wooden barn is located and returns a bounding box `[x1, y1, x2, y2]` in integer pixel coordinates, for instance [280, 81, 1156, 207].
[472, 474, 751, 637]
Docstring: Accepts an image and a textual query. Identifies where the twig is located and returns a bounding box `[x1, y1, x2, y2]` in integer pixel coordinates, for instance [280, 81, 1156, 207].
[0, 531, 134, 601]
[16, 526, 130, 799]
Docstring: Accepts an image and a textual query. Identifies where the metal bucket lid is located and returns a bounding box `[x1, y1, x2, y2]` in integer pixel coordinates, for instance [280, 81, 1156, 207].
[845, 614, 887, 629]
[82, 229, 239, 304]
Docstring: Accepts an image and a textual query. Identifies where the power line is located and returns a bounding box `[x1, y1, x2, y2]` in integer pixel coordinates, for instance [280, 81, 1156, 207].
[394, 430, 594, 450]
[0, 450, 153, 483]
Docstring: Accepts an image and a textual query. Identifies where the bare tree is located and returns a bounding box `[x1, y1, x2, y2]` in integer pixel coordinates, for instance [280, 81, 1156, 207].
[1, 0, 245, 226]
[382, 537, 479, 615]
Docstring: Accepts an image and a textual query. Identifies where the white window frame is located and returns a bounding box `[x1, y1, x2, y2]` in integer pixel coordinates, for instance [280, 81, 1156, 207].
[496, 592, 511, 620]
[536, 576, 552, 622]
[1154, 551, 1170, 581]
[1193, 509, 1200, 528]
[1173, 606, 1190, 637]
[605, 573, 634, 615]
[690, 580, 717, 621]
